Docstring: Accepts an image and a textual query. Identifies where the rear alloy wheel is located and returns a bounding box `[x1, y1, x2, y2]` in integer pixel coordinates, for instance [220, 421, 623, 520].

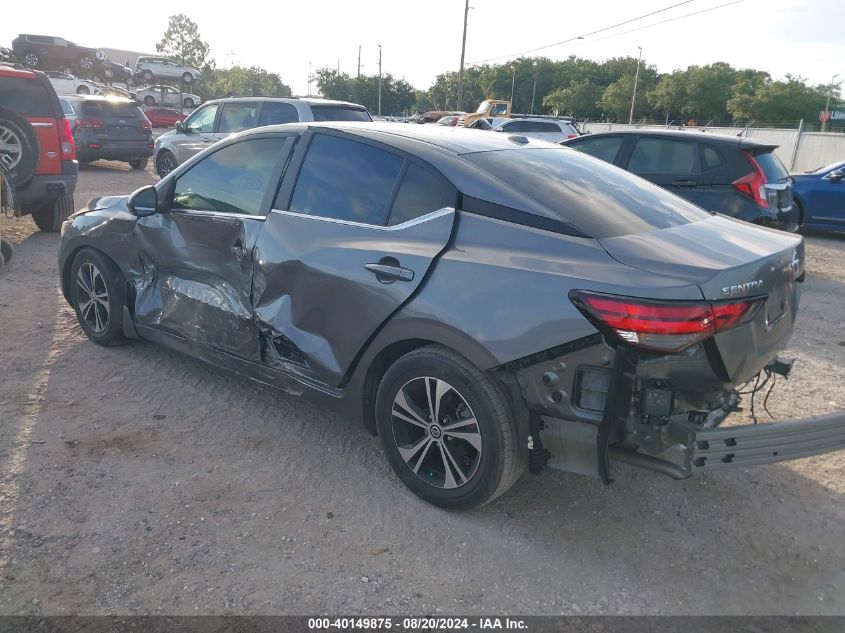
[104, 67, 114, 79]
[375, 346, 525, 509]
[0, 107, 38, 189]
[143, 70, 153, 82]
[79, 55, 94, 70]
[23, 50, 40, 67]
[32, 194, 74, 232]
[126, 76, 135, 87]
[183, 97, 194, 108]
[60, 66, 75, 76]
[182, 72, 193, 84]
[156, 150, 177, 178]
[144, 95, 155, 106]
[128, 157, 149, 170]
[76, 85, 90, 95]
[70, 248, 125, 345]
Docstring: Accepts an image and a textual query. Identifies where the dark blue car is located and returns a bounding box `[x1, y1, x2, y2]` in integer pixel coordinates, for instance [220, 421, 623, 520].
[792, 161, 845, 232]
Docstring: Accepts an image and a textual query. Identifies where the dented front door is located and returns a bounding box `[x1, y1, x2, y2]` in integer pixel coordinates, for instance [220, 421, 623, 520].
[132, 135, 293, 360]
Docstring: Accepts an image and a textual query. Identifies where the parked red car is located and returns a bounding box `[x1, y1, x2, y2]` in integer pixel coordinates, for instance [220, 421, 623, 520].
[143, 107, 186, 128]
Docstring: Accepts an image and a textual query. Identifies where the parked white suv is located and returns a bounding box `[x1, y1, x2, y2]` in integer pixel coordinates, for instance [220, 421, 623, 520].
[492, 117, 579, 143]
[45, 70, 100, 95]
[135, 56, 202, 84]
[154, 97, 372, 177]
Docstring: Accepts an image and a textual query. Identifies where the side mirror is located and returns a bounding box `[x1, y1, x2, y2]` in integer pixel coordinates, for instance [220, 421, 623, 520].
[829, 170, 843, 182]
[176, 121, 187, 133]
[128, 185, 158, 217]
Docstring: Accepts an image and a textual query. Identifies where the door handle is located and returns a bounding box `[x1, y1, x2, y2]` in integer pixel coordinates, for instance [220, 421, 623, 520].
[365, 262, 415, 283]
[671, 179, 697, 187]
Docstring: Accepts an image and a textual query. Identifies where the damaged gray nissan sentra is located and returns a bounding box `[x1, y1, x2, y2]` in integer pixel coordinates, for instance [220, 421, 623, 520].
[58, 122, 845, 509]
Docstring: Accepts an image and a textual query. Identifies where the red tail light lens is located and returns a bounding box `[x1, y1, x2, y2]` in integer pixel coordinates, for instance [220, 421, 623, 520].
[57, 118, 76, 160]
[733, 152, 768, 207]
[139, 116, 152, 130]
[570, 291, 765, 353]
[77, 118, 104, 128]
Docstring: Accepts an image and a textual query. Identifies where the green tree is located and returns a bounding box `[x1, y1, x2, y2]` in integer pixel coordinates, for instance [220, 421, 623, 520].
[156, 14, 212, 71]
[727, 75, 829, 125]
[543, 80, 602, 118]
[202, 66, 291, 100]
[315, 68, 416, 116]
[648, 72, 689, 122]
[599, 75, 649, 121]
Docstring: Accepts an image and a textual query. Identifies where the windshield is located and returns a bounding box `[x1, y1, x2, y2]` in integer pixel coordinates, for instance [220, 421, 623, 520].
[476, 100, 491, 114]
[464, 147, 712, 239]
[754, 151, 789, 183]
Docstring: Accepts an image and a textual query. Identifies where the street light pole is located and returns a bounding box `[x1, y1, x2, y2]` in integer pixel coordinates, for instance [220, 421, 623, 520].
[530, 61, 538, 114]
[510, 64, 516, 111]
[456, 0, 470, 111]
[378, 44, 382, 116]
[823, 73, 840, 133]
[628, 46, 642, 125]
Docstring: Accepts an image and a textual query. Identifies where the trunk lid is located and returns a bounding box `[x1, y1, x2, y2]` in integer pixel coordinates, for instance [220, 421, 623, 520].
[80, 101, 149, 142]
[599, 215, 804, 382]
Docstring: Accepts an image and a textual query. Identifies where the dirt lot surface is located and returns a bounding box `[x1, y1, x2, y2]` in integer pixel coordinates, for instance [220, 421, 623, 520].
[1, 161, 844, 616]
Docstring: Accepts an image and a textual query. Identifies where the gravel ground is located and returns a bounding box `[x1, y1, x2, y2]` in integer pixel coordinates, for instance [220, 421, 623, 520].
[0, 160, 843, 616]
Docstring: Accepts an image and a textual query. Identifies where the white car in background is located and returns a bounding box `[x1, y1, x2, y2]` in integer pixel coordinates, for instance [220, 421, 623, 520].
[135, 85, 201, 108]
[45, 70, 100, 95]
[135, 56, 202, 84]
[492, 117, 580, 143]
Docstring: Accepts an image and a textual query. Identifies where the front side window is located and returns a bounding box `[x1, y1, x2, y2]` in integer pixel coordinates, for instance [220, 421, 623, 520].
[388, 164, 454, 226]
[568, 136, 624, 163]
[628, 137, 696, 174]
[218, 102, 259, 133]
[172, 138, 284, 215]
[288, 134, 402, 225]
[184, 104, 218, 133]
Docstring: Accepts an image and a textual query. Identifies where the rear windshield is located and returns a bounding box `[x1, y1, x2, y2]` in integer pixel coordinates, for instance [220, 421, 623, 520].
[464, 147, 712, 238]
[754, 151, 788, 182]
[0, 77, 54, 117]
[310, 106, 371, 122]
[80, 101, 141, 117]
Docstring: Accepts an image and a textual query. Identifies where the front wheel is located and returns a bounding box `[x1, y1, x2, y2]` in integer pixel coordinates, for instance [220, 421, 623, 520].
[79, 55, 94, 71]
[156, 150, 177, 178]
[70, 248, 126, 345]
[143, 70, 153, 82]
[143, 95, 155, 106]
[375, 346, 525, 510]
[182, 72, 193, 84]
[76, 85, 90, 95]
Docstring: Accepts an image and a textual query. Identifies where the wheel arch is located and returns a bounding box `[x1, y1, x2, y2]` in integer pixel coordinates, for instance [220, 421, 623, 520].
[61, 244, 134, 310]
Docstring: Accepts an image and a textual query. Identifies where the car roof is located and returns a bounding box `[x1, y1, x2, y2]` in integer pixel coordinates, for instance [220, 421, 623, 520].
[0, 66, 37, 79]
[571, 128, 777, 149]
[201, 96, 367, 108]
[240, 120, 560, 155]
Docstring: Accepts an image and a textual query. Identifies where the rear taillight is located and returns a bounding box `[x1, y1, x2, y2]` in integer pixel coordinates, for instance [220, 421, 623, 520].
[570, 291, 765, 353]
[57, 118, 76, 160]
[733, 152, 768, 207]
[566, 134, 577, 139]
[77, 118, 104, 128]
[139, 116, 152, 130]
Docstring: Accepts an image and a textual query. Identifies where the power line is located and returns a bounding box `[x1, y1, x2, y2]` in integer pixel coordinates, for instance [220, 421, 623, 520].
[592, 0, 746, 42]
[468, 0, 698, 65]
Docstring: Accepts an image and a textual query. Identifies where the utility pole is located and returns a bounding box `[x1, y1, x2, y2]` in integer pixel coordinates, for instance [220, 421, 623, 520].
[307, 60, 312, 97]
[510, 63, 516, 110]
[530, 61, 538, 114]
[357, 45, 361, 78]
[629, 46, 642, 125]
[456, 0, 470, 111]
[823, 73, 840, 132]
[378, 44, 382, 116]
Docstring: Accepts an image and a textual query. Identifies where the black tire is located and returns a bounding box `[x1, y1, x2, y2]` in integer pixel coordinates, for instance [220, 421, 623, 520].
[182, 72, 193, 84]
[79, 55, 94, 71]
[156, 150, 177, 178]
[0, 107, 38, 189]
[60, 66, 75, 76]
[0, 238, 13, 264]
[143, 70, 153, 82]
[183, 97, 194, 108]
[76, 85, 90, 95]
[23, 50, 40, 68]
[32, 194, 74, 232]
[143, 95, 156, 106]
[793, 198, 804, 226]
[126, 76, 136, 87]
[375, 345, 525, 510]
[104, 67, 114, 79]
[69, 248, 126, 346]
[128, 157, 149, 170]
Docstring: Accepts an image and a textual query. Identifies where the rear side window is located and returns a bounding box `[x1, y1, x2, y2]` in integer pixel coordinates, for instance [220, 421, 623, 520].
[568, 136, 624, 163]
[172, 137, 285, 215]
[310, 106, 372, 122]
[701, 146, 723, 171]
[628, 137, 696, 174]
[465, 148, 711, 239]
[218, 102, 258, 133]
[59, 98, 74, 116]
[259, 102, 298, 126]
[388, 164, 454, 226]
[754, 151, 788, 182]
[289, 134, 402, 224]
[0, 77, 54, 117]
